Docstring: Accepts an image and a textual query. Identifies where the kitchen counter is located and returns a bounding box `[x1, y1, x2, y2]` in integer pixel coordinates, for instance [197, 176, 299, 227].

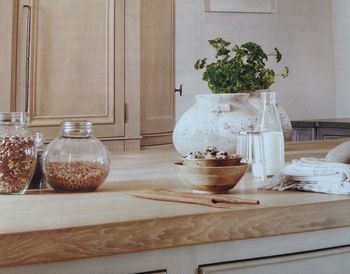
[1, 139, 350, 268]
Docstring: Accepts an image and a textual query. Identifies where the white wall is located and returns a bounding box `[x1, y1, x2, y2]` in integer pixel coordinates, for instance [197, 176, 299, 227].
[175, 0, 336, 121]
[332, 0, 350, 118]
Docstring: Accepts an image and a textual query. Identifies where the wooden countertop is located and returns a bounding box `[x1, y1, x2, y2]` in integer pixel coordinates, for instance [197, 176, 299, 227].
[1, 139, 350, 267]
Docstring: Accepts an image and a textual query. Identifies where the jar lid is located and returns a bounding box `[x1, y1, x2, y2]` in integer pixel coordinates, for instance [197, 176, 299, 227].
[0, 112, 27, 126]
[61, 120, 93, 138]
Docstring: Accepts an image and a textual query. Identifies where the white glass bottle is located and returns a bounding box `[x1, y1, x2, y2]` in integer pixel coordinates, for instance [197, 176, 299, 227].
[258, 92, 285, 176]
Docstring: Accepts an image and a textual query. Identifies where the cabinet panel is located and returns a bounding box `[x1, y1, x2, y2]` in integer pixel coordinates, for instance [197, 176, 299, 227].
[140, 0, 175, 135]
[317, 128, 350, 140]
[199, 246, 350, 274]
[292, 127, 315, 141]
[16, 0, 124, 139]
[0, 0, 15, 112]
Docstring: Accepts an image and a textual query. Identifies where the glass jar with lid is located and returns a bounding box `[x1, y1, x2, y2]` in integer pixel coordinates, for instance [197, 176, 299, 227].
[42, 120, 110, 192]
[0, 112, 36, 194]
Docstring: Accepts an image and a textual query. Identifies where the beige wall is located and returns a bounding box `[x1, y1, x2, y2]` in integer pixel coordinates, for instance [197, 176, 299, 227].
[332, 0, 350, 118]
[175, 0, 335, 121]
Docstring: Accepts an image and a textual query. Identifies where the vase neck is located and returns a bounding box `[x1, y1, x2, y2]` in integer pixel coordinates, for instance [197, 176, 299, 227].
[195, 93, 249, 104]
[250, 89, 271, 97]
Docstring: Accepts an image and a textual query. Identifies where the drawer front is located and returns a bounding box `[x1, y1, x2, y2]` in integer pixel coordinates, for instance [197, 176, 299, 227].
[199, 246, 350, 274]
[317, 128, 350, 140]
[292, 127, 316, 141]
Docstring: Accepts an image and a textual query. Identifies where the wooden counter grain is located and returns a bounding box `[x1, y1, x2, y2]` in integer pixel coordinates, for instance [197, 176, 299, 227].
[1, 139, 350, 267]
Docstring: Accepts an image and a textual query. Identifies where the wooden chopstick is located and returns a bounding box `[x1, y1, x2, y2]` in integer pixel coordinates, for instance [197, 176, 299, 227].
[127, 189, 260, 208]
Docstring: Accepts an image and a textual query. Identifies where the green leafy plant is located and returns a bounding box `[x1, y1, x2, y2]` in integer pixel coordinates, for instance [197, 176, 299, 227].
[194, 37, 289, 93]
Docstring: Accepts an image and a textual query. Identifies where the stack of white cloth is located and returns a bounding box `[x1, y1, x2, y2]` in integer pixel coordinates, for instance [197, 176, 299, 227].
[262, 157, 350, 195]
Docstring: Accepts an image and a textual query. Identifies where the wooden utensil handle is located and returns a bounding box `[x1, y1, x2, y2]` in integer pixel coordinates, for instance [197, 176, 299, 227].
[128, 191, 229, 208]
[127, 189, 260, 208]
[154, 189, 260, 205]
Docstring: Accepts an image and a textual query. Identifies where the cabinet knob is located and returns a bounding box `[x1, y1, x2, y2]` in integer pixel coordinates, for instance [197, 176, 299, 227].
[175, 84, 183, 96]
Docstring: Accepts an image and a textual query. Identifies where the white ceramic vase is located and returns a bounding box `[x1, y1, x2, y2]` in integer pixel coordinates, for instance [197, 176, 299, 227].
[248, 90, 292, 141]
[173, 93, 258, 156]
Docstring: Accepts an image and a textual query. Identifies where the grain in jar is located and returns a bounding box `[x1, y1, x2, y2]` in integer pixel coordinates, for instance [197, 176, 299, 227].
[0, 112, 36, 194]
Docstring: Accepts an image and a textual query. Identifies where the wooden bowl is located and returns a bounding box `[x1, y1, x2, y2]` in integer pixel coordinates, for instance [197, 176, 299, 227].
[182, 157, 242, 167]
[174, 162, 249, 193]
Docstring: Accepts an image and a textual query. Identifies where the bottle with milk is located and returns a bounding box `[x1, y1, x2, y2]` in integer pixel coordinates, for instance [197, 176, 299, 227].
[258, 91, 285, 176]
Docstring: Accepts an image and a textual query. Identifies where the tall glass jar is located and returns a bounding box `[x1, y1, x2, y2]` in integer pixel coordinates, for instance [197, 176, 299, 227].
[0, 112, 36, 194]
[42, 121, 110, 192]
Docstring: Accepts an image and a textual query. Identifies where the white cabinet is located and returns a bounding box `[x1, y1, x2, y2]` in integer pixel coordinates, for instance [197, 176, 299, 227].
[199, 246, 350, 274]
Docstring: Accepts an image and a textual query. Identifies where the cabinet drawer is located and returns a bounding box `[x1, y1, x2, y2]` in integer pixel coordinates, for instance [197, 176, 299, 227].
[199, 246, 350, 274]
[317, 128, 350, 140]
[292, 127, 316, 141]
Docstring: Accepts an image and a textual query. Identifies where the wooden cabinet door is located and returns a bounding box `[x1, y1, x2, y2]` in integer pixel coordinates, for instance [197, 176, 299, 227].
[0, 0, 15, 112]
[140, 0, 175, 135]
[16, 0, 124, 139]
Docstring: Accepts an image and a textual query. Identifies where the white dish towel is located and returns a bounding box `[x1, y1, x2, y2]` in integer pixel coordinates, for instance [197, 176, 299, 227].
[261, 157, 350, 195]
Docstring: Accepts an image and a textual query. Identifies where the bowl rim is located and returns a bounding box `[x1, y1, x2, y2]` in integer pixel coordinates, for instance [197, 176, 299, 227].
[180, 156, 242, 161]
[174, 162, 248, 169]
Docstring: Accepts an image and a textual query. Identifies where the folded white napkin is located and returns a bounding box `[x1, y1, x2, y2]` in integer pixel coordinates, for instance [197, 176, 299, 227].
[261, 157, 350, 195]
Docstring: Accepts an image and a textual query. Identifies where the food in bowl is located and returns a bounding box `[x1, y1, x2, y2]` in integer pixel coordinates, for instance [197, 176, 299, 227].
[183, 146, 242, 167]
[184, 151, 204, 159]
[184, 146, 240, 159]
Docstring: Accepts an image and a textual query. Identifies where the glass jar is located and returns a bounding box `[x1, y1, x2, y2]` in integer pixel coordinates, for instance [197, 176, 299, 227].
[42, 121, 110, 192]
[0, 112, 36, 194]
